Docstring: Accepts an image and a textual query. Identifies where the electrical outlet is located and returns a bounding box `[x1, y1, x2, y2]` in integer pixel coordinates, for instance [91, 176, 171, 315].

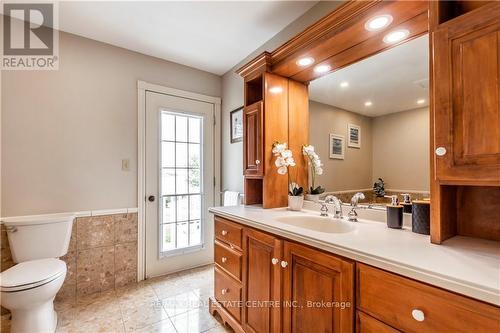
[122, 159, 130, 171]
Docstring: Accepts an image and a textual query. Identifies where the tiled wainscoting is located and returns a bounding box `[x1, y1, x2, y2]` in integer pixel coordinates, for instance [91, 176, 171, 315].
[0, 213, 138, 303]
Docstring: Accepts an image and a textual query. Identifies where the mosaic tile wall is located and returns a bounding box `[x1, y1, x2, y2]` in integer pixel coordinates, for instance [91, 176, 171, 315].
[320, 190, 430, 205]
[0, 213, 138, 303]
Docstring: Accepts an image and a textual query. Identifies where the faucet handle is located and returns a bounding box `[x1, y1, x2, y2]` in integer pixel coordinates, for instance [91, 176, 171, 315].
[351, 192, 365, 206]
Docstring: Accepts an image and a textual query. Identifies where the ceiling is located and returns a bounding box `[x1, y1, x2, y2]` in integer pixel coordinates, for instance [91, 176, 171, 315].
[53, 1, 317, 75]
[309, 34, 429, 117]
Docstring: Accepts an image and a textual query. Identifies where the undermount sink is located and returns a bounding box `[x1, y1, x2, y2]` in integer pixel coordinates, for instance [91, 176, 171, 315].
[275, 215, 355, 234]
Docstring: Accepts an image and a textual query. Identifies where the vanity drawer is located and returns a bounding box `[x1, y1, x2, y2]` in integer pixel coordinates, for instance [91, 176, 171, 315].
[215, 216, 242, 250]
[357, 311, 400, 333]
[215, 266, 242, 322]
[215, 240, 242, 280]
[357, 264, 500, 333]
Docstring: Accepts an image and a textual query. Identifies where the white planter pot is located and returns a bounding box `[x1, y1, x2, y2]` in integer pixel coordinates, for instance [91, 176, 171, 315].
[288, 195, 304, 211]
[305, 194, 320, 202]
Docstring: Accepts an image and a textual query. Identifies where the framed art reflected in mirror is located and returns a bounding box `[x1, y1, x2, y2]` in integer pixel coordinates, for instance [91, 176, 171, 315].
[329, 134, 345, 160]
[230, 106, 243, 143]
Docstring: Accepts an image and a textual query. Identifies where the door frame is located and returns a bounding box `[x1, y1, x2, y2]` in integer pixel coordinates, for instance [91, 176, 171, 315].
[137, 80, 221, 281]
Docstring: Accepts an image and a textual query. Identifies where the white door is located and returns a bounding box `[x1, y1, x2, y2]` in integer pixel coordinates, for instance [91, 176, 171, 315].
[145, 91, 215, 278]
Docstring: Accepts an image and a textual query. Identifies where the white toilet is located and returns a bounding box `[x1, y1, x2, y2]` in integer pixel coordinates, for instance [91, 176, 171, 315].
[0, 213, 75, 333]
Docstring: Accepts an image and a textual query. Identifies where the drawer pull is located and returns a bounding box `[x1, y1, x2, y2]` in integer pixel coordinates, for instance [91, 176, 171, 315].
[221, 288, 229, 295]
[412, 309, 425, 322]
[272, 258, 279, 265]
[281, 260, 288, 268]
[221, 230, 228, 236]
[221, 257, 227, 263]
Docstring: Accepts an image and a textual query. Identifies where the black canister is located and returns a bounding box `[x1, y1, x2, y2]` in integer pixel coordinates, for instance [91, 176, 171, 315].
[385, 195, 403, 229]
[412, 200, 430, 235]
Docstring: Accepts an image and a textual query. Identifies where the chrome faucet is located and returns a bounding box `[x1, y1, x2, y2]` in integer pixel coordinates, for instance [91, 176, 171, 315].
[348, 192, 365, 222]
[324, 195, 343, 219]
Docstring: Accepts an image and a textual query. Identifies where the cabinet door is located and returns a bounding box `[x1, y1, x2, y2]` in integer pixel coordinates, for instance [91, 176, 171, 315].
[243, 101, 264, 178]
[432, 5, 500, 185]
[282, 241, 354, 333]
[242, 227, 281, 333]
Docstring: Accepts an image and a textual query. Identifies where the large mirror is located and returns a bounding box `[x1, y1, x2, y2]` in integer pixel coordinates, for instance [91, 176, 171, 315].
[307, 34, 430, 207]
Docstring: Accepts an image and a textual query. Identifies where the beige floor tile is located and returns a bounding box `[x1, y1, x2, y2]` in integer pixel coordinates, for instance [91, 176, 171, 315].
[169, 307, 220, 333]
[121, 299, 169, 332]
[127, 318, 177, 333]
[160, 290, 201, 317]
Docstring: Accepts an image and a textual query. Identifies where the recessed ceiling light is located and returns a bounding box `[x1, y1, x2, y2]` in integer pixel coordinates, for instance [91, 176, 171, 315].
[383, 29, 410, 44]
[340, 81, 349, 88]
[365, 101, 373, 107]
[296, 57, 315, 67]
[365, 14, 393, 31]
[269, 86, 283, 94]
[314, 64, 331, 74]
[417, 99, 425, 104]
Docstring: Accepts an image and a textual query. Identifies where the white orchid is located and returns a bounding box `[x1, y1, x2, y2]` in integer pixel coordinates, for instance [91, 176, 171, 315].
[272, 142, 296, 175]
[302, 144, 325, 194]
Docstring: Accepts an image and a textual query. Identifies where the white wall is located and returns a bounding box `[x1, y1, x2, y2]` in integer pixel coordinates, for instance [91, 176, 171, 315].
[1, 31, 221, 216]
[309, 101, 373, 191]
[372, 107, 430, 191]
[220, 1, 343, 194]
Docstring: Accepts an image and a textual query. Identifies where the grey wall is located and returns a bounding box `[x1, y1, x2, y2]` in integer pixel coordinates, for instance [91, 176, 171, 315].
[1, 31, 221, 216]
[309, 101, 373, 191]
[221, 1, 343, 194]
[372, 107, 429, 191]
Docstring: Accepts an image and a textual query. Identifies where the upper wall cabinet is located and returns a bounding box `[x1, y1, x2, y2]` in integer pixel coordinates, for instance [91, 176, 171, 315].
[243, 101, 264, 178]
[432, 3, 500, 185]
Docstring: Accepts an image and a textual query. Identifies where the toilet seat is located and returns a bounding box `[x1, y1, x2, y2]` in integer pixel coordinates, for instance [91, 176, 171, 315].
[0, 258, 66, 292]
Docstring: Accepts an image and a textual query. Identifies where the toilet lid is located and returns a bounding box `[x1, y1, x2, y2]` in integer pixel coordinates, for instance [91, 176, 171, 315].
[0, 258, 66, 292]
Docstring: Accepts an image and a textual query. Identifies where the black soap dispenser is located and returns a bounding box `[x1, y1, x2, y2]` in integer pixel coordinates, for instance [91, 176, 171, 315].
[385, 195, 403, 229]
[400, 193, 412, 213]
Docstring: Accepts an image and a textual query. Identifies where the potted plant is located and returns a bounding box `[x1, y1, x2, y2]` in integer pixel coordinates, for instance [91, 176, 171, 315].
[288, 182, 304, 211]
[272, 142, 304, 211]
[302, 144, 325, 202]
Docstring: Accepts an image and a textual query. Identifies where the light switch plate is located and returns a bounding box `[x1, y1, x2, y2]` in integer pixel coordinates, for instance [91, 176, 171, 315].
[122, 159, 130, 171]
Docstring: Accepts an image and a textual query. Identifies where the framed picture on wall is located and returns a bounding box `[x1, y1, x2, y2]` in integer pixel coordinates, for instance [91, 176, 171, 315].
[329, 134, 345, 159]
[348, 123, 361, 148]
[230, 107, 243, 143]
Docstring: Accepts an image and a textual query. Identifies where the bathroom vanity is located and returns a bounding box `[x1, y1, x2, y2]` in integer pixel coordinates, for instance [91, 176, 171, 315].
[208, 206, 500, 333]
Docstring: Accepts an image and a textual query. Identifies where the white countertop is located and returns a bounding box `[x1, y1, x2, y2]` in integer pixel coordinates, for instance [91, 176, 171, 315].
[209, 205, 500, 306]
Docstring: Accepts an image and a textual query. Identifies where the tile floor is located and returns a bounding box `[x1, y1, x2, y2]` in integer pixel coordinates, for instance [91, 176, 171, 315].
[1, 265, 233, 333]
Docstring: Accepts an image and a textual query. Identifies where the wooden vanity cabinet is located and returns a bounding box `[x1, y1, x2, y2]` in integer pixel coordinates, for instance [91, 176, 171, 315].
[243, 101, 264, 178]
[210, 216, 354, 333]
[432, 3, 500, 185]
[282, 241, 354, 333]
[241, 228, 282, 333]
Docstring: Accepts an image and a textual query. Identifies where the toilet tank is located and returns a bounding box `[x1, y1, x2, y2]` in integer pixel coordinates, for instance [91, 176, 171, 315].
[1, 213, 75, 263]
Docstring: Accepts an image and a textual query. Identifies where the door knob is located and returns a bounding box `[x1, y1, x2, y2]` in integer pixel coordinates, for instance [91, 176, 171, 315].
[221, 257, 227, 263]
[281, 261, 288, 268]
[148, 195, 155, 202]
[271, 258, 279, 265]
[221, 230, 228, 236]
[221, 288, 229, 295]
[255, 159, 261, 165]
[435, 147, 447, 156]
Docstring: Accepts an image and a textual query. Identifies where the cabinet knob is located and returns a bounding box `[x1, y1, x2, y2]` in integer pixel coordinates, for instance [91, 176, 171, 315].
[221, 230, 228, 236]
[271, 258, 279, 265]
[221, 257, 227, 263]
[435, 147, 447, 156]
[221, 288, 229, 295]
[411, 309, 425, 322]
[280, 260, 288, 268]
[255, 159, 261, 165]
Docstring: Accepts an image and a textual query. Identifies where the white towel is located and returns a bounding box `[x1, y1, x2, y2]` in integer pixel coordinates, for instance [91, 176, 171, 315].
[223, 191, 240, 206]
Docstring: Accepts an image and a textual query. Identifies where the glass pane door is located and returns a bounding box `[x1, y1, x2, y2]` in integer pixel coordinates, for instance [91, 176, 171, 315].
[160, 111, 203, 254]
